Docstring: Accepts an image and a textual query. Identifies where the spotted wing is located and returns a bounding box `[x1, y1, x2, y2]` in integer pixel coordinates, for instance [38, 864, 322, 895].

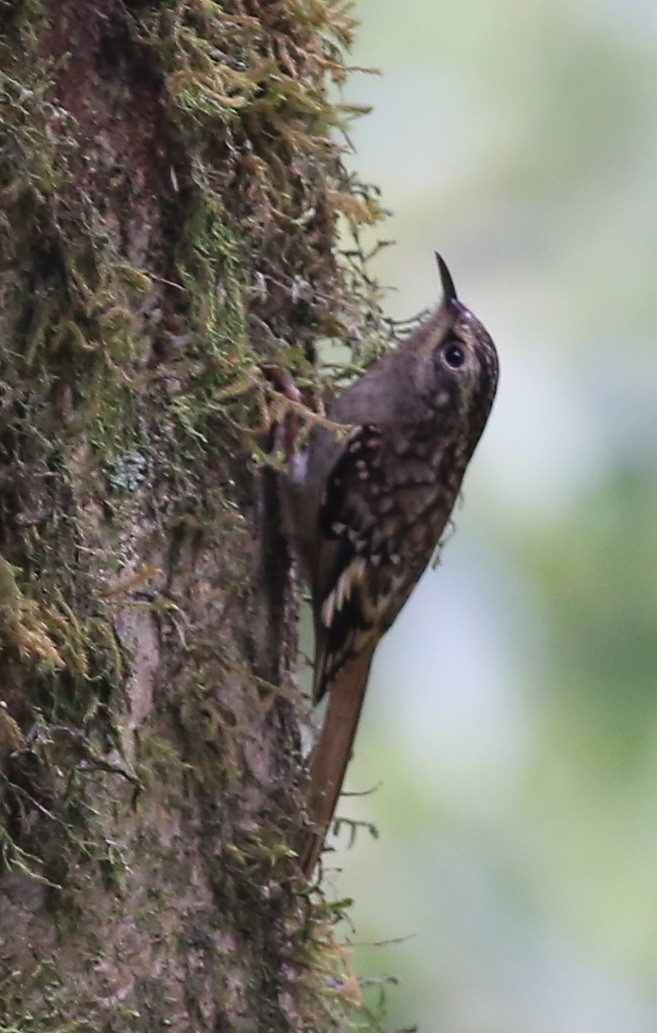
[312, 424, 409, 701]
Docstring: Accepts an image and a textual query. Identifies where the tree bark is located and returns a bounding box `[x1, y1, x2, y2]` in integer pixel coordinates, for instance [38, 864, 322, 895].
[0, 2, 382, 1029]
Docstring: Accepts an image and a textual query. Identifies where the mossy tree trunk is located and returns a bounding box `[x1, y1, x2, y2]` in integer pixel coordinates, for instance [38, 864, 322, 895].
[0, 2, 384, 1030]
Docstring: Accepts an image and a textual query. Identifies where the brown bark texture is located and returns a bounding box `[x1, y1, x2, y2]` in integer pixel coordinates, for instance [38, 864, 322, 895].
[0, 2, 386, 1030]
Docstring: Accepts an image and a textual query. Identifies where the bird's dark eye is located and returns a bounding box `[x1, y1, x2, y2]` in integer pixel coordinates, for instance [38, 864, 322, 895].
[443, 343, 465, 369]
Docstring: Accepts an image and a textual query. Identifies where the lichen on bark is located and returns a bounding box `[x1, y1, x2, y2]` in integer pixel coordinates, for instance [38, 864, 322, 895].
[0, 1, 389, 1030]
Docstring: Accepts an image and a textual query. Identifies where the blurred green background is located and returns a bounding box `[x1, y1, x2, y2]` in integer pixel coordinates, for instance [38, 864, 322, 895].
[325, 1, 657, 1030]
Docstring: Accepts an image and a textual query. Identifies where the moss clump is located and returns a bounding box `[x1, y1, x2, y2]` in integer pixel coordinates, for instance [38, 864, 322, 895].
[0, 556, 65, 668]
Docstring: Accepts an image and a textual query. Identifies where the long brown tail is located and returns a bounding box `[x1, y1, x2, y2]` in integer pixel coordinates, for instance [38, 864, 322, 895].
[301, 646, 376, 878]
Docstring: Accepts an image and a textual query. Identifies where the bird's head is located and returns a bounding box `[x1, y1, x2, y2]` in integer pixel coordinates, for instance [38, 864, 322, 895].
[410, 253, 499, 449]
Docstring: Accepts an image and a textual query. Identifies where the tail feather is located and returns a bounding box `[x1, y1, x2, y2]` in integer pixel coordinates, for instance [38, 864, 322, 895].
[301, 646, 376, 878]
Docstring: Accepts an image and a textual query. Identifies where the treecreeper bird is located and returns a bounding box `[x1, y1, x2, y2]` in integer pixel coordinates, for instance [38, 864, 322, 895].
[281, 254, 499, 878]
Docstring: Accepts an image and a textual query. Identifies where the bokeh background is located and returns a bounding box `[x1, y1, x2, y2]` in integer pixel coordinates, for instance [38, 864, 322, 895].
[324, 2, 657, 1030]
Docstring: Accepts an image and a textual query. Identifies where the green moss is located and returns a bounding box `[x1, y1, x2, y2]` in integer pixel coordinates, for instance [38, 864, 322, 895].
[178, 194, 246, 357]
[0, 557, 64, 669]
[0, 1, 394, 1029]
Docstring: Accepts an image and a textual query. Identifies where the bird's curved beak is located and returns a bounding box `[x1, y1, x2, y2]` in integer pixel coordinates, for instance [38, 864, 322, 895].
[435, 252, 458, 304]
